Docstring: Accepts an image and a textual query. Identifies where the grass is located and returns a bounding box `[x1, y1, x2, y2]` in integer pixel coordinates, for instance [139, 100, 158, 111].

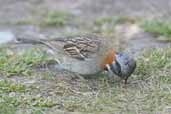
[0, 48, 58, 113]
[93, 16, 171, 42]
[0, 80, 25, 114]
[93, 16, 136, 35]
[0, 45, 171, 114]
[135, 48, 171, 77]
[13, 18, 33, 25]
[0, 48, 49, 77]
[61, 48, 171, 113]
[0, 80, 25, 93]
[0, 79, 57, 114]
[3, 10, 76, 28]
[93, 16, 117, 35]
[40, 11, 73, 27]
[141, 20, 171, 41]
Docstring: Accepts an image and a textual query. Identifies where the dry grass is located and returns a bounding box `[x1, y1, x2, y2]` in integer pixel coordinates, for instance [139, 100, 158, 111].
[0, 47, 171, 114]
[141, 20, 171, 41]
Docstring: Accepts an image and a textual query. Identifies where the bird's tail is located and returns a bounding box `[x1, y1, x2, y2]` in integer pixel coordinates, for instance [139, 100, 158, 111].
[16, 37, 63, 64]
[16, 37, 57, 52]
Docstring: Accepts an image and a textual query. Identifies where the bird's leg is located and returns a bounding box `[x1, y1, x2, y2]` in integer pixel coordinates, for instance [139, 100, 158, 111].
[124, 77, 128, 84]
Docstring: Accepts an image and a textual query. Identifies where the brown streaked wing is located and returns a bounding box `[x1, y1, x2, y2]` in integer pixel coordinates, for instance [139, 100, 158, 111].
[62, 37, 101, 60]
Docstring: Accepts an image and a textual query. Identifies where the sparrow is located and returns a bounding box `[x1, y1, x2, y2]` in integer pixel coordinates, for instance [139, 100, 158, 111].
[16, 35, 136, 83]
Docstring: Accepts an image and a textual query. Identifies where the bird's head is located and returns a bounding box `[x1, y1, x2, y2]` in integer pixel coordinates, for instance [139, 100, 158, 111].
[101, 49, 136, 84]
[101, 48, 116, 71]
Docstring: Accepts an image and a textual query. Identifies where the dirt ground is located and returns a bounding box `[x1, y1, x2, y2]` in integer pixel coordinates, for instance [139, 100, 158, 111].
[0, 0, 171, 114]
[0, 0, 171, 53]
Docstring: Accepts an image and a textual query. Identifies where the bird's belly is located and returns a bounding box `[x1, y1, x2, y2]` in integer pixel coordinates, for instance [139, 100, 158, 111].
[55, 56, 101, 75]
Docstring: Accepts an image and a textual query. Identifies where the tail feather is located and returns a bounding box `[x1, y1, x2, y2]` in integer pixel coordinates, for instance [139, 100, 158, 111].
[16, 37, 56, 52]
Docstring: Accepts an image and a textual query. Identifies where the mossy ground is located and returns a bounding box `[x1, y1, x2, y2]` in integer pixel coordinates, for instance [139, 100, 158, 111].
[0, 46, 171, 114]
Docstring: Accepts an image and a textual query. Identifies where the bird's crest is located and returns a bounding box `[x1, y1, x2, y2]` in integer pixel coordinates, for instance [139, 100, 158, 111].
[101, 48, 116, 70]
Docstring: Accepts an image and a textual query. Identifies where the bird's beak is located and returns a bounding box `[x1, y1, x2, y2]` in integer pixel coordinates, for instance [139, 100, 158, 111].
[105, 64, 113, 78]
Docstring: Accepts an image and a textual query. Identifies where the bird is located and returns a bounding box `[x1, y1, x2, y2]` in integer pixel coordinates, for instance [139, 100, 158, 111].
[16, 35, 136, 83]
